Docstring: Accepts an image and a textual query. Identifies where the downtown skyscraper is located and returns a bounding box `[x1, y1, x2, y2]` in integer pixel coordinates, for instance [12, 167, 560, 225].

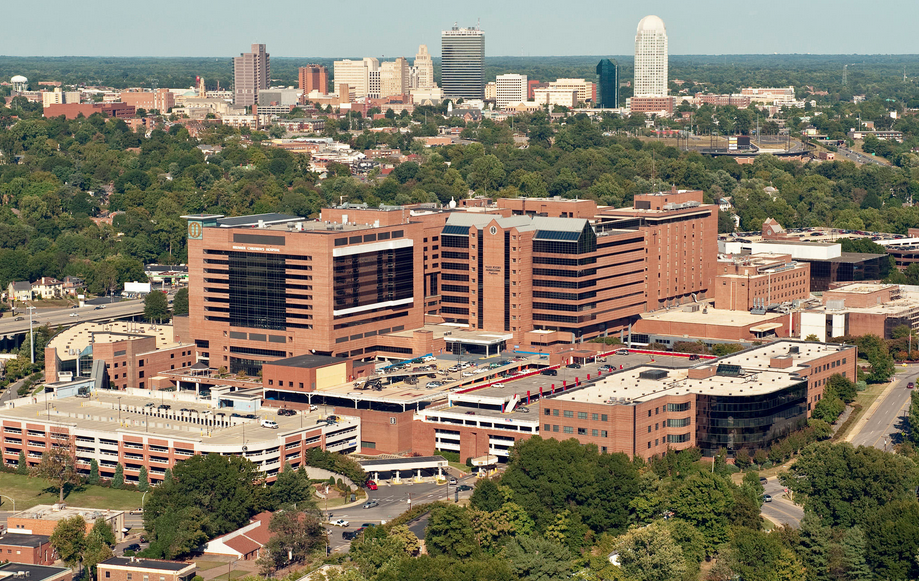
[441, 24, 484, 100]
[233, 43, 270, 107]
[633, 15, 668, 97]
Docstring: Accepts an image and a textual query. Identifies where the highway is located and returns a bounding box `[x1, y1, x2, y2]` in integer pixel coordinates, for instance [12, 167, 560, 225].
[0, 299, 147, 336]
[836, 146, 888, 166]
[847, 368, 916, 450]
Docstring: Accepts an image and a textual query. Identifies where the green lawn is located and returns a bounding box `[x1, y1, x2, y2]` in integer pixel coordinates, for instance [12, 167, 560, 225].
[193, 561, 232, 572]
[208, 570, 250, 581]
[0, 473, 144, 511]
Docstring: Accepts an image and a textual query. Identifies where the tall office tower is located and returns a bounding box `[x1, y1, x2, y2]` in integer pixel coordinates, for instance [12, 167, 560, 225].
[596, 59, 619, 108]
[333, 58, 380, 98]
[441, 24, 485, 100]
[633, 15, 668, 97]
[380, 57, 410, 97]
[298, 65, 329, 94]
[413, 45, 435, 89]
[495, 74, 527, 108]
[233, 43, 270, 107]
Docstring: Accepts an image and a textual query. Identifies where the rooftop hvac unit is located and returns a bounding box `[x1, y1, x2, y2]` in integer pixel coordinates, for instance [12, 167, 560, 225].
[639, 369, 669, 381]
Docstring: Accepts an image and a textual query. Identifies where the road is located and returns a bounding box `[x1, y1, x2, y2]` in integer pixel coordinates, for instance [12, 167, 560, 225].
[760, 476, 802, 528]
[323, 474, 477, 553]
[0, 299, 148, 335]
[847, 368, 916, 450]
[836, 146, 888, 166]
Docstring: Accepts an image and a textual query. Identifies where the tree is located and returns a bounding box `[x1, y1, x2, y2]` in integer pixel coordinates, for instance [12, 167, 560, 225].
[163, 467, 173, 485]
[470, 478, 503, 512]
[505, 535, 572, 581]
[112, 463, 124, 489]
[84, 518, 116, 580]
[910, 390, 919, 445]
[271, 464, 315, 509]
[138, 466, 149, 492]
[784, 441, 919, 528]
[143, 453, 269, 559]
[50, 515, 86, 570]
[259, 509, 325, 574]
[669, 471, 735, 556]
[805, 334, 820, 342]
[172, 287, 188, 316]
[144, 290, 169, 323]
[425, 504, 479, 560]
[864, 499, 919, 580]
[87, 458, 100, 485]
[613, 522, 687, 581]
[16, 449, 27, 474]
[32, 433, 80, 503]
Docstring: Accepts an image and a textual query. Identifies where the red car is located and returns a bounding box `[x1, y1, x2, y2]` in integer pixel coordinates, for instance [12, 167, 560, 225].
[365, 480, 378, 490]
[908, 382, 915, 389]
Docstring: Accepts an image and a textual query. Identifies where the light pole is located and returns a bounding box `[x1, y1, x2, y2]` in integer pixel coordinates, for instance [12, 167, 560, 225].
[28, 305, 36, 364]
[0, 493, 15, 512]
[118, 397, 122, 424]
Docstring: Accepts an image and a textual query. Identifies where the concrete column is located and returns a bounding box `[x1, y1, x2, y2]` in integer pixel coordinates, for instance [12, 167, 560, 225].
[393, 470, 401, 484]
[415, 469, 422, 482]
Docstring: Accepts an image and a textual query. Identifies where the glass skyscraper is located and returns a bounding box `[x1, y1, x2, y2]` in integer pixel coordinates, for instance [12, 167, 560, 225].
[441, 25, 485, 100]
[596, 59, 619, 108]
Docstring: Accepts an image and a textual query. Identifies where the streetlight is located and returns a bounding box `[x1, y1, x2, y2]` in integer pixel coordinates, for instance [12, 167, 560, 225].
[27, 305, 36, 364]
[0, 493, 15, 512]
[117, 397, 122, 425]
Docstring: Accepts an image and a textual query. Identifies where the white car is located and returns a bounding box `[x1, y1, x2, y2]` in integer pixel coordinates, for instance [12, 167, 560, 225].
[260, 419, 279, 429]
[330, 519, 349, 527]
[492, 383, 505, 388]
[422, 356, 436, 363]
[69, 312, 79, 317]
[461, 371, 475, 377]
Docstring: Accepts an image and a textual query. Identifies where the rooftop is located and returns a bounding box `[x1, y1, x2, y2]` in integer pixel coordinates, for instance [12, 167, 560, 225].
[0, 533, 51, 547]
[552, 341, 851, 404]
[47, 322, 183, 362]
[0, 564, 71, 581]
[638, 306, 786, 327]
[826, 283, 896, 294]
[10, 505, 123, 523]
[267, 354, 348, 369]
[99, 558, 193, 572]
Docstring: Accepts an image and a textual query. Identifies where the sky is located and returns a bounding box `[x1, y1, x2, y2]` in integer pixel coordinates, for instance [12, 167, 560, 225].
[6, 0, 919, 58]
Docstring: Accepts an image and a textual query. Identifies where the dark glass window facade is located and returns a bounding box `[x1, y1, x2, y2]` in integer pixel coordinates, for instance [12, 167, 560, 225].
[596, 58, 619, 108]
[228, 252, 287, 330]
[694, 381, 808, 456]
[332, 247, 413, 314]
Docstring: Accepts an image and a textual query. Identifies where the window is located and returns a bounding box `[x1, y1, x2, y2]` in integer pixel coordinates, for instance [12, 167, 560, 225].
[592, 429, 598, 436]
[577, 428, 587, 435]
[553, 409, 559, 416]
[544, 408, 551, 416]
[600, 430, 607, 437]
[563, 426, 573, 434]
[553, 425, 559, 432]
[601, 414, 608, 422]
[138, 360, 144, 367]
[105, 574, 110, 579]
[563, 410, 573, 418]
[648, 426, 652, 433]
[591, 413, 598, 420]
[577, 412, 587, 420]
[545, 424, 551, 431]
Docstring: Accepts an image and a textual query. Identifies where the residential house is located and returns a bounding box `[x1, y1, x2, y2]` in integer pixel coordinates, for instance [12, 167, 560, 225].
[31, 278, 63, 299]
[7, 281, 32, 302]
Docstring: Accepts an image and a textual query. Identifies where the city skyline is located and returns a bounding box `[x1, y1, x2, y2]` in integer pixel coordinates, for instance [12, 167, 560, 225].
[4, 0, 919, 58]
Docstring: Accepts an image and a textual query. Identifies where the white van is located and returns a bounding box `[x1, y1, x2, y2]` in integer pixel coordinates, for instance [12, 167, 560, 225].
[260, 419, 279, 429]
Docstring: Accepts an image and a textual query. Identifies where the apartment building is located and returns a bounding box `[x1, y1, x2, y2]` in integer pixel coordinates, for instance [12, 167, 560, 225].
[298, 65, 328, 94]
[233, 44, 270, 107]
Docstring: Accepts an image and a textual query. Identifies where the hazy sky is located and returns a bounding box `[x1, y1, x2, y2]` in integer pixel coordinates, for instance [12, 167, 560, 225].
[6, 0, 919, 57]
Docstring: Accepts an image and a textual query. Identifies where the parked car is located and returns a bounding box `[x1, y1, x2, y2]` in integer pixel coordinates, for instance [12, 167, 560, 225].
[157, 404, 171, 410]
[599, 365, 614, 372]
[277, 408, 296, 416]
[362, 500, 379, 509]
[309, 404, 318, 411]
[566, 363, 581, 369]
[540, 369, 558, 376]
[517, 406, 530, 413]
[457, 484, 473, 492]
[144, 402, 155, 408]
[129, 508, 143, 516]
[492, 383, 505, 389]
[616, 349, 629, 355]
[330, 519, 349, 527]
[422, 355, 436, 363]
[260, 419, 279, 429]
[461, 371, 475, 377]
[689, 354, 700, 361]
[75, 390, 91, 398]
[425, 381, 444, 389]
[124, 543, 141, 553]
[326, 415, 339, 422]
